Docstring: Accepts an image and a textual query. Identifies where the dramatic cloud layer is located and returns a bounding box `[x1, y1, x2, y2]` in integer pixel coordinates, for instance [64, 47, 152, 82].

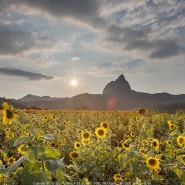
[102, 25, 182, 59]
[0, 0, 185, 98]
[0, 67, 53, 80]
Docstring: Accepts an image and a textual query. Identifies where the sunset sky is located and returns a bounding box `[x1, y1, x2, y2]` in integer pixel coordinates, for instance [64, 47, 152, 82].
[0, 0, 185, 99]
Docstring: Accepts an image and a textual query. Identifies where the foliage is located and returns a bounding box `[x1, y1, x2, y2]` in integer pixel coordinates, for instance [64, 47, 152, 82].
[0, 103, 185, 184]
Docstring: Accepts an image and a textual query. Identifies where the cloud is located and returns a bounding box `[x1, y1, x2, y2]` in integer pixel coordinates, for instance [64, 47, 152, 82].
[101, 25, 183, 59]
[0, 67, 54, 80]
[9, 0, 106, 30]
[0, 25, 35, 55]
[71, 57, 80, 62]
[0, 24, 72, 62]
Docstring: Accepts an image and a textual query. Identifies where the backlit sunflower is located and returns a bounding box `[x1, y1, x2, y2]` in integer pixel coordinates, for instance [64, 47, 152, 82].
[100, 122, 109, 129]
[168, 121, 176, 131]
[7, 157, 16, 165]
[95, 127, 107, 139]
[69, 151, 79, 160]
[154, 167, 165, 177]
[57, 141, 63, 147]
[2, 102, 16, 124]
[142, 139, 147, 146]
[146, 157, 160, 170]
[139, 148, 146, 156]
[177, 135, 185, 147]
[138, 108, 146, 115]
[151, 139, 160, 150]
[122, 142, 130, 150]
[166, 140, 172, 147]
[135, 117, 140, 121]
[179, 155, 185, 165]
[0, 174, 4, 183]
[113, 174, 122, 183]
[124, 135, 130, 141]
[74, 142, 81, 149]
[81, 131, 91, 141]
[81, 140, 89, 145]
[130, 131, 135, 138]
[17, 145, 27, 155]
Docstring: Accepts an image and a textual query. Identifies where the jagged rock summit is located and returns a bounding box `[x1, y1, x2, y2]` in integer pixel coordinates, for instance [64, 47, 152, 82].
[102, 74, 132, 96]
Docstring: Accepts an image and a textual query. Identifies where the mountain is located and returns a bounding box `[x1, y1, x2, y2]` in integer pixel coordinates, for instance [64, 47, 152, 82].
[102, 74, 185, 110]
[0, 97, 25, 109]
[1, 74, 185, 111]
[18, 94, 56, 102]
[103, 74, 131, 96]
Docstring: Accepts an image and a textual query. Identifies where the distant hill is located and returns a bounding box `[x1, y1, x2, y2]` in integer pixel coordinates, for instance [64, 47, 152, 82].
[0, 97, 25, 109]
[18, 94, 55, 102]
[1, 74, 185, 111]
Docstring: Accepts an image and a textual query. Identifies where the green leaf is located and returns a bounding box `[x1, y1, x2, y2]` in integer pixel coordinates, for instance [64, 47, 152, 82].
[41, 134, 54, 141]
[27, 146, 61, 161]
[6, 155, 27, 175]
[27, 146, 45, 161]
[44, 147, 61, 158]
[132, 163, 140, 174]
[0, 164, 6, 173]
[127, 151, 135, 158]
[13, 136, 32, 147]
[22, 172, 52, 185]
[23, 160, 42, 173]
[45, 158, 65, 174]
[30, 129, 44, 138]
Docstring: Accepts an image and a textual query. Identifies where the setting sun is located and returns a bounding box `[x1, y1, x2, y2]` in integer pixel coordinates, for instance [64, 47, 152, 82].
[70, 79, 78, 87]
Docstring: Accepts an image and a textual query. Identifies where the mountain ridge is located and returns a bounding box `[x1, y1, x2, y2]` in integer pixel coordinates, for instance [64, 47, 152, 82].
[1, 74, 185, 111]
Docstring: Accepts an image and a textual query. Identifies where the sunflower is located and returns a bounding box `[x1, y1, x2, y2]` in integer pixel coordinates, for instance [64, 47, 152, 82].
[146, 157, 160, 170]
[168, 121, 176, 131]
[81, 140, 89, 145]
[124, 135, 130, 141]
[95, 127, 107, 139]
[142, 139, 147, 146]
[51, 142, 56, 147]
[130, 131, 135, 138]
[154, 167, 165, 176]
[113, 174, 122, 183]
[74, 142, 81, 149]
[139, 148, 146, 156]
[5, 128, 10, 133]
[135, 117, 140, 121]
[179, 155, 185, 165]
[2, 102, 16, 124]
[17, 145, 27, 155]
[0, 174, 4, 183]
[151, 139, 160, 150]
[81, 131, 91, 141]
[122, 142, 130, 150]
[57, 141, 63, 147]
[7, 157, 16, 165]
[166, 140, 172, 147]
[100, 122, 109, 129]
[177, 135, 185, 147]
[138, 108, 146, 115]
[69, 151, 79, 160]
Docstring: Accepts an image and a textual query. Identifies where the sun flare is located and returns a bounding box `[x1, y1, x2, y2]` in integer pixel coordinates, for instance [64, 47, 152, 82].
[70, 79, 78, 87]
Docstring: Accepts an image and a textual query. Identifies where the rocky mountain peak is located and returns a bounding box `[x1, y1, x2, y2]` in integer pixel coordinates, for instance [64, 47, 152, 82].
[116, 74, 126, 81]
[102, 74, 131, 96]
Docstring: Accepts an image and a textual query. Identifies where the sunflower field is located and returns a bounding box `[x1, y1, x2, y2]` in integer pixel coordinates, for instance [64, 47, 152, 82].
[0, 102, 185, 185]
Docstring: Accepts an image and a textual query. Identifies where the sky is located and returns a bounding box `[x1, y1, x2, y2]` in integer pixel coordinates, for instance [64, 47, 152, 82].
[0, 0, 185, 99]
